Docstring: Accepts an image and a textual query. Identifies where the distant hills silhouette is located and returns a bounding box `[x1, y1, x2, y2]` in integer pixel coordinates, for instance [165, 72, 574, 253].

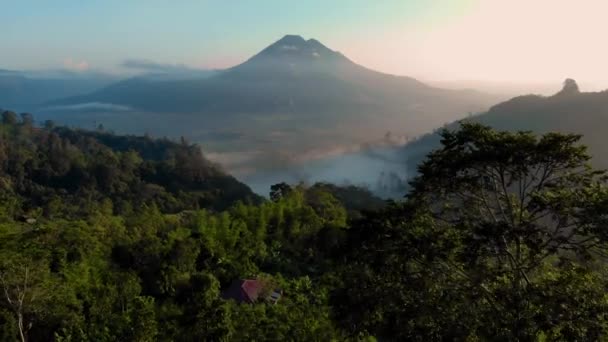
[48, 35, 500, 137]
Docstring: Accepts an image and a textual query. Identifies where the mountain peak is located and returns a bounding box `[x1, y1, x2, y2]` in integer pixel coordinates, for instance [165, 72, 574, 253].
[247, 35, 347, 64]
[276, 34, 307, 45]
[555, 78, 580, 96]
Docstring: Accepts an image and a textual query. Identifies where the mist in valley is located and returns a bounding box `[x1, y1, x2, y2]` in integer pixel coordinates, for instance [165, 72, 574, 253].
[5, 2, 608, 340]
[35, 103, 415, 198]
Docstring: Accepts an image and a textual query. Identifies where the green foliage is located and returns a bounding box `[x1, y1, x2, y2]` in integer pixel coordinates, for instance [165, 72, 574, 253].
[308, 182, 386, 219]
[399, 82, 608, 187]
[0, 114, 356, 340]
[1, 111, 18, 125]
[339, 123, 608, 340]
[0, 115, 261, 215]
[2, 112, 608, 341]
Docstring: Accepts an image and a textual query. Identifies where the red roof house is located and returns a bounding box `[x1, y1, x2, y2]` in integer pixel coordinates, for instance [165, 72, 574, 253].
[222, 278, 282, 304]
[222, 279, 265, 303]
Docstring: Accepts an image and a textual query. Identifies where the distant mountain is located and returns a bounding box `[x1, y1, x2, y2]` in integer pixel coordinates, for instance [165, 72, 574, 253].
[0, 69, 20, 76]
[0, 70, 117, 112]
[49, 35, 501, 136]
[396, 79, 608, 189]
[427, 79, 565, 97]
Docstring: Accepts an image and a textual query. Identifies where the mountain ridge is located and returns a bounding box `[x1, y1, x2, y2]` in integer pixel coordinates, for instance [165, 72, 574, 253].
[394, 79, 608, 193]
[36, 35, 504, 191]
[47, 35, 500, 136]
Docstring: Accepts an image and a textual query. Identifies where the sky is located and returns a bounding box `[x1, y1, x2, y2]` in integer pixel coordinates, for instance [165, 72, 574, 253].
[3, 0, 608, 86]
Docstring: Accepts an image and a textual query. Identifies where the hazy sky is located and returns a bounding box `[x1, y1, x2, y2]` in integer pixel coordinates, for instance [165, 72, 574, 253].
[3, 0, 607, 85]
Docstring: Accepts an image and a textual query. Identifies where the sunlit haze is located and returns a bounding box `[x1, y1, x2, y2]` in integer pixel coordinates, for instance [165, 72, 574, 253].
[4, 0, 607, 89]
[3, 3, 608, 339]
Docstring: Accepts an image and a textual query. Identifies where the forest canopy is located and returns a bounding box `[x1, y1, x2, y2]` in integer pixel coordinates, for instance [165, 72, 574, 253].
[1, 111, 608, 341]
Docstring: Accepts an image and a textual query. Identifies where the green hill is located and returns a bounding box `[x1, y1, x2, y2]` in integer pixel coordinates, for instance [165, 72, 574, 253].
[398, 79, 608, 190]
[0, 110, 261, 214]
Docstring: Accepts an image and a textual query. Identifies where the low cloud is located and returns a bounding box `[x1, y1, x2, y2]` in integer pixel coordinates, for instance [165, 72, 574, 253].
[45, 102, 131, 112]
[204, 135, 410, 198]
[0, 69, 20, 76]
[63, 58, 90, 72]
[122, 59, 193, 73]
[120, 59, 218, 80]
[239, 144, 409, 198]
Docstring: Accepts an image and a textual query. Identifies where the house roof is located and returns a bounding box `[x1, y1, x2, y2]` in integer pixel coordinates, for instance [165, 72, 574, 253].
[241, 279, 263, 302]
[222, 279, 264, 303]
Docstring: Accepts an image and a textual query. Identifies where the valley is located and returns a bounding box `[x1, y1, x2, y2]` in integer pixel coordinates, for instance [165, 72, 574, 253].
[4, 1, 608, 339]
[21, 35, 505, 196]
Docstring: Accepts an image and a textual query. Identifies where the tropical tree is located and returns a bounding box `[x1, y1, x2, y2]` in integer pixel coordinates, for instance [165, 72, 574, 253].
[2, 111, 18, 125]
[0, 256, 55, 342]
[340, 123, 608, 340]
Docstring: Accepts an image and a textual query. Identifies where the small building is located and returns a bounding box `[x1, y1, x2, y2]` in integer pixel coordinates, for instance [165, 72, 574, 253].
[268, 289, 282, 304]
[222, 278, 282, 304]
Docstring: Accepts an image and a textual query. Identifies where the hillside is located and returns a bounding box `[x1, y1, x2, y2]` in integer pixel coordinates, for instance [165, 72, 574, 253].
[1, 116, 607, 340]
[39, 35, 503, 190]
[0, 70, 115, 111]
[396, 79, 608, 191]
[0, 110, 261, 213]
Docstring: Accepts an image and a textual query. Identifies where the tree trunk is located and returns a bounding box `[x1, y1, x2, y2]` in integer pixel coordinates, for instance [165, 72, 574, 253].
[17, 313, 26, 342]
